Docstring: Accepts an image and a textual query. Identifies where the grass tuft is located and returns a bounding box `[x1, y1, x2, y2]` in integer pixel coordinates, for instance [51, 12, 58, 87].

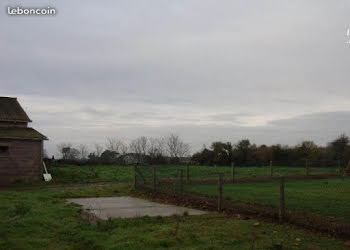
[13, 202, 31, 216]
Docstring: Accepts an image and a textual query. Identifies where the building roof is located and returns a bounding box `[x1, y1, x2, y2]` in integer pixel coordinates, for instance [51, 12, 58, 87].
[0, 97, 32, 122]
[0, 127, 47, 140]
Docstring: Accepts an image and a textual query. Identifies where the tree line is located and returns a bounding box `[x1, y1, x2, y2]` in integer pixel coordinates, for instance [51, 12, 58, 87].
[55, 133, 191, 165]
[191, 134, 350, 167]
[53, 133, 350, 167]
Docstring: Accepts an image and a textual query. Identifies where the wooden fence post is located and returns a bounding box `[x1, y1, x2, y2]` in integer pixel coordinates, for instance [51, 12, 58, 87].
[231, 162, 235, 183]
[279, 177, 285, 223]
[179, 169, 183, 196]
[218, 173, 223, 211]
[305, 159, 309, 176]
[270, 160, 273, 177]
[133, 165, 137, 189]
[152, 166, 156, 192]
[338, 160, 341, 175]
[186, 163, 190, 183]
[344, 160, 350, 177]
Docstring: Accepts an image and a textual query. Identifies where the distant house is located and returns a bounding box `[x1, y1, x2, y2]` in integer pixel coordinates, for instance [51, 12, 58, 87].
[0, 97, 47, 184]
[121, 153, 140, 165]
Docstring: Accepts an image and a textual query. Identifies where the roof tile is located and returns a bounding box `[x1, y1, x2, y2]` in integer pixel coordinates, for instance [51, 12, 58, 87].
[0, 127, 47, 140]
[0, 97, 31, 122]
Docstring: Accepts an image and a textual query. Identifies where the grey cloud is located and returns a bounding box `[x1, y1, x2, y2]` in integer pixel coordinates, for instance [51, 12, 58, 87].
[1, 0, 350, 156]
[80, 107, 113, 117]
[121, 112, 158, 119]
[209, 113, 254, 122]
[269, 111, 350, 132]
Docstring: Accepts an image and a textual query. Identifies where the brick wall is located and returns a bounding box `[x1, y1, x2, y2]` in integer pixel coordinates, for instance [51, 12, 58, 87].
[0, 139, 43, 185]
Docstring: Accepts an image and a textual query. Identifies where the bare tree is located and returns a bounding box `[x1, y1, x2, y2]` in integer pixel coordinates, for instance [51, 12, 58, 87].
[148, 137, 165, 157]
[106, 138, 126, 154]
[130, 136, 148, 162]
[178, 141, 191, 157]
[166, 134, 190, 158]
[57, 142, 72, 160]
[130, 139, 142, 155]
[94, 143, 104, 157]
[148, 137, 157, 157]
[139, 136, 148, 156]
[119, 141, 128, 156]
[157, 137, 165, 156]
[166, 134, 179, 157]
[106, 138, 119, 152]
[67, 148, 79, 160]
[78, 144, 89, 160]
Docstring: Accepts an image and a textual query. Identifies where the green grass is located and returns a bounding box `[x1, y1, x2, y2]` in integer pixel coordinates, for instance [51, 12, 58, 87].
[185, 178, 350, 222]
[47, 164, 339, 185]
[49, 165, 133, 184]
[0, 184, 347, 249]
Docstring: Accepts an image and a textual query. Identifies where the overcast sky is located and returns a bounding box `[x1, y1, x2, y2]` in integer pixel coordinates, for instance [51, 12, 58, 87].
[1, 0, 350, 156]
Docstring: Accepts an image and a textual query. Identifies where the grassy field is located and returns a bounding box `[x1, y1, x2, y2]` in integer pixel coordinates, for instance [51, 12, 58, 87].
[47, 164, 340, 185]
[49, 165, 133, 184]
[185, 178, 350, 222]
[0, 184, 348, 249]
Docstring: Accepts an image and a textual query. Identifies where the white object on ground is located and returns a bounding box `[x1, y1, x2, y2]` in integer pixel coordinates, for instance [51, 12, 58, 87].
[43, 161, 52, 182]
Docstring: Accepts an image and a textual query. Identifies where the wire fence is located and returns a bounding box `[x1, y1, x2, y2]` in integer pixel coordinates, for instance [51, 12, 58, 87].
[134, 161, 350, 237]
[135, 160, 347, 188]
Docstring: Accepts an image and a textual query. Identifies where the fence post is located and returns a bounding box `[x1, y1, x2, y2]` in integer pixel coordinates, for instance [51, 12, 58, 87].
[179, 169, 183, 196]
[338, 160, 341, 175]
[218, 173, 223, 211]
[344, 160, 350, 177]
[152, 166, 157, 192]
[270, 160, 273, 177]
[279, 177, 285, 223]
[133, 165, 137, 189]
[231, 162, 235, 183]
[186, 163, 190, 183]
[305, 159, 309, 176]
